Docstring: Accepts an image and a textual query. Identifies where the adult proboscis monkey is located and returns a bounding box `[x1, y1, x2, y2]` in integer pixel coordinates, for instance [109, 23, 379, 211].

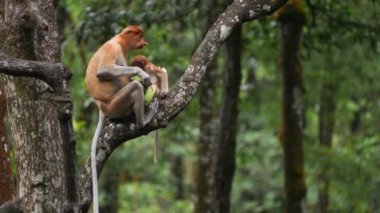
[85, 25, 157, 213]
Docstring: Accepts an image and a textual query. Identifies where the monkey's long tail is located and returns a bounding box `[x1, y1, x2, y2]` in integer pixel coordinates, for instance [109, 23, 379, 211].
[91, 111, 105, 213]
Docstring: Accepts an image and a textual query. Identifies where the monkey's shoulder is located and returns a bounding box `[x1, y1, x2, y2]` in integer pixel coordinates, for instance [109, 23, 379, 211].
[90, 41, 121, 62]
[100, 40, 123, 54]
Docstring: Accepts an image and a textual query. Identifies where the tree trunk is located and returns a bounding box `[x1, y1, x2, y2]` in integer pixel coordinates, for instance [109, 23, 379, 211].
[276, 1, 307, 212]
[0, 0, 76, 212]
[0, 5, 13, 196]
[0, 0, 288, 211]
[350, 98, 363, 135]
[318, 66, 337, 213]
[196, 60, 217, 212]
[213, 24, 242, 213]
[0, 84, 13, 204]
[195, 0, 221, 212]
[170, 155, 184, 200]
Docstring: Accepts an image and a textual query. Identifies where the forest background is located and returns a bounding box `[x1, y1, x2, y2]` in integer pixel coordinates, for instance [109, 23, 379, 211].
[1, 0, 379, 212]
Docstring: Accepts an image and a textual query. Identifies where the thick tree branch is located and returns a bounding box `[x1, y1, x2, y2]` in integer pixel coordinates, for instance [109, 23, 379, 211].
[0, 52, 72, 91]
[0, 199, 23, 213]
[78, 0, 288, 210]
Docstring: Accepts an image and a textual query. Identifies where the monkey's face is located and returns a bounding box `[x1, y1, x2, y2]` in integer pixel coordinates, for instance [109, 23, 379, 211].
[123, 32, 147, 50]
[120, 26, 148, 50]
[133, 34, 148, 49]
[131, 56, 148, 69]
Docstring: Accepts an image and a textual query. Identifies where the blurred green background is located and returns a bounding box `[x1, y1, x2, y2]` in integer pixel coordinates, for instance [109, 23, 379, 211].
[59, 0, 380, 212]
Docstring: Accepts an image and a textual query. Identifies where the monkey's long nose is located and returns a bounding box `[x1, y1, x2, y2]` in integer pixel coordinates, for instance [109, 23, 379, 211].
[143, 41, 148, 46]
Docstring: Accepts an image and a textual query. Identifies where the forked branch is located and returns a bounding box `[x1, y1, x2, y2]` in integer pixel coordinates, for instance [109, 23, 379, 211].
[76, 0, 288, 210]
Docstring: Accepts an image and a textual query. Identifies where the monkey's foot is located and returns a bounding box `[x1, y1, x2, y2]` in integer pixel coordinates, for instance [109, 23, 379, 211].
[142, 100, 159, 126]
[160, 91, 168, 99]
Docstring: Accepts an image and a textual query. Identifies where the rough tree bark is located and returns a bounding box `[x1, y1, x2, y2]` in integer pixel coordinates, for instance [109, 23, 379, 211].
[0, 83, 13, 204]
[0, 2, 13, 204]
[0, 0, 289, 212]
[0, 0, 76, 212]
[195, 0, 221, 212]
[212, 23, 242, 213]
[276, 0, 307, 212]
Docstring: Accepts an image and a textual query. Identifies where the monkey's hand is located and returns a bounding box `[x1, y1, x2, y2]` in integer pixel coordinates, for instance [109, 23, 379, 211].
[142, 75, 151, 87]
[159, 67, 167, 73]
[136, 69, 151, 87]
[130, 74, 150, 87]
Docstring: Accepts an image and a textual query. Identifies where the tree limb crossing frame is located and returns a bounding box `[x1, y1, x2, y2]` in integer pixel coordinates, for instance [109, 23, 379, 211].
[0, 0, 288, 211]
[0, 52, 72, 92]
